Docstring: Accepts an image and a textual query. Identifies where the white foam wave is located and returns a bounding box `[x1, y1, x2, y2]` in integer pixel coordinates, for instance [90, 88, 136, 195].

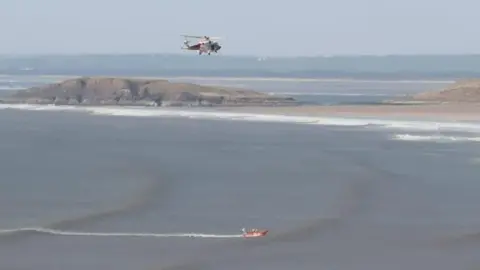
[470, 158, 480, 164]
[1, 104, 480, 133]
[268, 92, 400, 97]
[0, 227, 243, 238]
[0, 104, 78, 111]
[0, 87, 24, 90]
[392, 134, 480, 143]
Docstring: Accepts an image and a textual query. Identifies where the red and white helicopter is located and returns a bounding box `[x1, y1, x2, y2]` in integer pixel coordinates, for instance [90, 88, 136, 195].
[181, 35, 222, 55]
[241, 228, 269, 238]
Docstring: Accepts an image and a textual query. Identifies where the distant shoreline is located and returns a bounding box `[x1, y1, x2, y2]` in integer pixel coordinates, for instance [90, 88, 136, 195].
[2, 74, 477, 122]
[0, 74, 455, 84]
[212, 103, 480, 121]
[1, 102, 479, 121]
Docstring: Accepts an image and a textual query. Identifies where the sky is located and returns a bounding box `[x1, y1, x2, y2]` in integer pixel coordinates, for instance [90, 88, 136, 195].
[1, 0, 479, 56]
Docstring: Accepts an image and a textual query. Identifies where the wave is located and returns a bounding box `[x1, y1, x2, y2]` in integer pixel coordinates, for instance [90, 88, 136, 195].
[1, 104, 480, 133]
[268, 92, 401, 97]
[392, 134, 480, 143]
[0, 87, 24, 90]
[0, 227, 243, 238]
[470, 158, 480, 164]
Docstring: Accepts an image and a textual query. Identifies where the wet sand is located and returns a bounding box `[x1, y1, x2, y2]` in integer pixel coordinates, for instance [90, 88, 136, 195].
[216, 103, 480, 121]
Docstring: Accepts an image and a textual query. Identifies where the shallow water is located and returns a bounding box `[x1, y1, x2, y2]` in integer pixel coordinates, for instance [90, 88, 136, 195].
[0, 106, 480, 269]
[0, 74, 451, 105]
[1, 76, 480, 269]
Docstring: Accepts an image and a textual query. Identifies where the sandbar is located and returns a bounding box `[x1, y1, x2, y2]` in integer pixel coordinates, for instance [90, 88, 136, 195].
[213, 103, 480, 121]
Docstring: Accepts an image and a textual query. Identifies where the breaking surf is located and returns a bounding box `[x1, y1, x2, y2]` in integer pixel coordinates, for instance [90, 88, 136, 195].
[1, 104, 480, 133]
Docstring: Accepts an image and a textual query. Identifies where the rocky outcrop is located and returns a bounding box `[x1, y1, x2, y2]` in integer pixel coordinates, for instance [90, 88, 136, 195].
[412, 79, 480, 102]
[5, 77, 295, 106]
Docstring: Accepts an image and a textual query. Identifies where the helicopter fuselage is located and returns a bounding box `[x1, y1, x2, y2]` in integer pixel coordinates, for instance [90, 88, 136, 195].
[183, 37, 222, 55]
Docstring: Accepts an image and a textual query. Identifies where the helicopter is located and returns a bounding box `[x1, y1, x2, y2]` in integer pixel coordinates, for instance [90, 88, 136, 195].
[181, 35, 222, 55]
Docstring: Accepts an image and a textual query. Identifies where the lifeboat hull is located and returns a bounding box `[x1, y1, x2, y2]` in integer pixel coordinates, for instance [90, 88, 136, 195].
[242, 230, 268, 238]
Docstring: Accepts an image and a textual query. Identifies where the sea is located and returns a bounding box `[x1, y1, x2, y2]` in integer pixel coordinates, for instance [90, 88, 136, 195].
[1, 57, 480, 269]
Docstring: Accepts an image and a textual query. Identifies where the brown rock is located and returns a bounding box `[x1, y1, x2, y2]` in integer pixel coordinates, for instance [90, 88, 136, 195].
[8, 76, 294, 105]
[412, 79, 480, 102]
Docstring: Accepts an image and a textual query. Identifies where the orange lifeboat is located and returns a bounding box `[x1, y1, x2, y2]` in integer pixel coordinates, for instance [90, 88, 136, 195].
[242, 228, 268, 238]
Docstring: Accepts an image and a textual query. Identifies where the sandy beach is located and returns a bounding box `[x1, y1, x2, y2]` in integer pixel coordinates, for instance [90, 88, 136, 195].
[215, 103, 480, 121]
[3, 74, 480, 121]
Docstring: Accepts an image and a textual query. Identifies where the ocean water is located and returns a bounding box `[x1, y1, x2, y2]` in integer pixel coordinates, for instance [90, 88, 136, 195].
[1, 76, 480, 269]
[166, 77, 452, 105]
[0, 74, 452, 105]
[2, 54, 480, 79]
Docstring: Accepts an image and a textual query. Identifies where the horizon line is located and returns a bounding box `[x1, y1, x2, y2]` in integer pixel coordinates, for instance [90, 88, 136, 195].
[1, 53, 480, 58]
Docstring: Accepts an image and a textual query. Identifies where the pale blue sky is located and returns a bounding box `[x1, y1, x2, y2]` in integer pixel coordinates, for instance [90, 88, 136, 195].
[1, 0, 479, 56]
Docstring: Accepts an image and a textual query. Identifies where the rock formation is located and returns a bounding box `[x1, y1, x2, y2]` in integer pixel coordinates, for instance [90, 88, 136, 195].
[412, 79, 480, 102]
[5, 76, 295, 106]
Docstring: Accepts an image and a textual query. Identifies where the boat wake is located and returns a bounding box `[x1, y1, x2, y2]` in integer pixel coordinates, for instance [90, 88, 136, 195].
[0, 227, 243, 238]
